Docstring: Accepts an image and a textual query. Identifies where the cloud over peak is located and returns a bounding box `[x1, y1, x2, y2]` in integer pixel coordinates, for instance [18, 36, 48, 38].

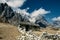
[52, 16, 60, 21]
[7, 0, 26, 8]
[0, 0, 26, 8]
[31, 8, 50, 17]
[29, 8, 50, 23]
[14, 8, 50, 23]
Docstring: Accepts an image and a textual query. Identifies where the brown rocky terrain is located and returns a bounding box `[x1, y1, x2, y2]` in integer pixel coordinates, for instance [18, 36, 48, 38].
[0, 22, 21, 40]
[0, 22, 60, 40]
[33, 27, 60, 35]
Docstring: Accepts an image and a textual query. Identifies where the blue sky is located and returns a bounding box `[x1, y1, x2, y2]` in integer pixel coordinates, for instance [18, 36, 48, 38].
[20, 0, 60, 22]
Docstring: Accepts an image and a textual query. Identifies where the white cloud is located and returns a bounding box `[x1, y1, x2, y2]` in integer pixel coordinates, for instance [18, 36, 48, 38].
[30, 8, 50, 17]
[52, 16, 60, 27]
[6, 0, 26, 8]
[52, 16, 60, 21]
[0, 0, 26, 8]
[29, 8, 50, 23]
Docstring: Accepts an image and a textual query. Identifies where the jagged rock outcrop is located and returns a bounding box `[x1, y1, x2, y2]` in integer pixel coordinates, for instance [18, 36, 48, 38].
[0, 3, 15, 23]
[0, 3, 29, 26]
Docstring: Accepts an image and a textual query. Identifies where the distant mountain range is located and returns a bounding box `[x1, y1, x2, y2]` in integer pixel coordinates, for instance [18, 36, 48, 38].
[0, 3, 49, 28]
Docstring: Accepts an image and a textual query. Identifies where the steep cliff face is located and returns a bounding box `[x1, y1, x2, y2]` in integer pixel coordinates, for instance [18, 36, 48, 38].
[0, 3, 14, 22]
[0, 3, 29, 26]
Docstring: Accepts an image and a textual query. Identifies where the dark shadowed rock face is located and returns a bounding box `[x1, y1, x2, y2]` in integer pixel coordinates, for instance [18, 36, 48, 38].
[0, 3, 29, 26]
[0, 3, 16, 24]
[35, 22, 46, 28]
[35, 15, 49, 28]
[0, 3, 30, 26]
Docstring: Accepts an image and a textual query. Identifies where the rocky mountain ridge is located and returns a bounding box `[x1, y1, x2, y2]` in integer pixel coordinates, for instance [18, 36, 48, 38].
[0, 3, 49, 29]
